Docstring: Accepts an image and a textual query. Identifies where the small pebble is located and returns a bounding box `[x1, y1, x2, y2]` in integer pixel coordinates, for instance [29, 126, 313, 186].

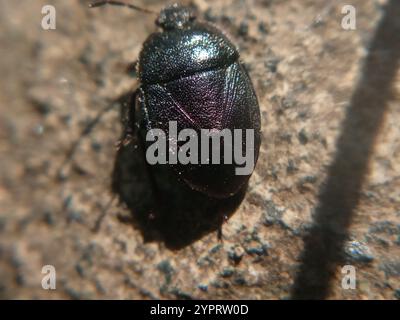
[344, 240, 374, 263]
[220, 267, 235, 278]
[238, 21, 249, 37]
[228, 246, 245, 264]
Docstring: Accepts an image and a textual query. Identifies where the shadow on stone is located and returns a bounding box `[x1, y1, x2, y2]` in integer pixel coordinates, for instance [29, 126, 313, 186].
[111, 95, 247, 250]
[291, 0, 400, 299]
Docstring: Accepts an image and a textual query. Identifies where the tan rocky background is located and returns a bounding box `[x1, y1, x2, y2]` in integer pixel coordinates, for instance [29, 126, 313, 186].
[0, 0, 399, 299]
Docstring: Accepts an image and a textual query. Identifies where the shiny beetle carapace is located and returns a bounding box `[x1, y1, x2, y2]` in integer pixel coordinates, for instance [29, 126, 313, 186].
[90, 1, 261, 199]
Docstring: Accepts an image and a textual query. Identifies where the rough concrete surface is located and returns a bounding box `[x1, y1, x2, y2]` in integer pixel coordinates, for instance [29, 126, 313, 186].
[0, 0, 399, 299]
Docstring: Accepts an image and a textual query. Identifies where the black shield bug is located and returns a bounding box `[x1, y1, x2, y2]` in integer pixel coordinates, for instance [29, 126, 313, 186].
[90, 0, 261, 200]
[90, 0, 260, 242]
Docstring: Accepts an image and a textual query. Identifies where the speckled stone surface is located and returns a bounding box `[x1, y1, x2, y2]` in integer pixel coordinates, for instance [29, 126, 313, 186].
[0, 0, 399, 299]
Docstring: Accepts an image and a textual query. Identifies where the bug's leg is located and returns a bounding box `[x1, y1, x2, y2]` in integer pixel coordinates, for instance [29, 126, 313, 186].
[126, 60, 138, 77]
[115, 90, 138, 149]
[114, 60, 138, 79]
[57, 97, 122, 179]
[137, 133, 163, 220]
[91, 194, 117, 232]
[217, 214, 229, 241]
[135, 89, 163, 217]
[92, 90, 138, 232]
[217, 225, 223, 241]
[88, 0, 156, 14]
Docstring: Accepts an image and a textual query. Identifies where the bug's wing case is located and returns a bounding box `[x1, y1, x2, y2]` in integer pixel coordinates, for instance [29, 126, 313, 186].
[139, 23, 239, 85]
[141, 61, 261, 198]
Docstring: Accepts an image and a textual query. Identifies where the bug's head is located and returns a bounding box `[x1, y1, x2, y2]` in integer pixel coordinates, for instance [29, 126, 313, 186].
[156, 4, 196, 30]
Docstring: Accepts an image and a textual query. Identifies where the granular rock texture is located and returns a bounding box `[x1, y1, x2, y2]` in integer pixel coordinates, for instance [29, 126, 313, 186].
[0, 0, 399, 299]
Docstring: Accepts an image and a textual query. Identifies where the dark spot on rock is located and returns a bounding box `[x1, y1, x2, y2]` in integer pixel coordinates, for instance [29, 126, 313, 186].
[67, 210, 83, 224]
[261, 0, 273, 7]
[238, 21, 249, 37]
[283, 96, 296, 108]
[64, 287, 89, 300]
[242, 62, 253, 73]
[300, 176, 317, 184]
[204, 8, 217, 22]
[91, 141, 102, 152]
[209, 244, 222, 254]
[18, 216, 34, 231]
[245, 243, 269, 256]
[233, 274, 247, 286]
[247, 191, 265, 207]
[114, 239, 127, 253]
[298, 111, 309, 120]
[80, 243, 103, 267]
[297, 175, 317, 192]
[286, 159, 298, 174]
[319, 136, 328, 148]
[270, 165, 279, 180]
[279, 133, 292, 143]
[312, 17, 325, 28]
[196, 254, 215, 268]
[170, 288, 193, 300]
[157, 260, 174, 284]
[228, 245, 245, 265]
[369, 221, 399, 236]
[75, 263, 85, 277]
[220, 15, 235, 26]
[72, 164, 89, 176]
[42, 211, 55, 226]
[61, 114, 72, 126]
[15, 273, 25, 286]
[220, 267, 235, 278]
[32, 100, 52, 115]
[63, 195, 73, 210]
[298, 128, 309, 145]
[78, 45, 92, 66]
[258, 21, 269, 34]
[294, 82, 307, 92]
[264, 58, 279, 73]
[379, 260, 400, 277]
[95, 279, 106, 295]
[198, 284, 208, 292]
[211, 279, 230, 289]
[0, 217, 6, 232]
[263, 200, 284, 226]
[64, 195, 84, 224]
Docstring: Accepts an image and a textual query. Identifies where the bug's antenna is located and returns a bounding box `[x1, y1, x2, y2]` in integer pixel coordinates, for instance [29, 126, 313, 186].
[89, 0, 156, 14]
